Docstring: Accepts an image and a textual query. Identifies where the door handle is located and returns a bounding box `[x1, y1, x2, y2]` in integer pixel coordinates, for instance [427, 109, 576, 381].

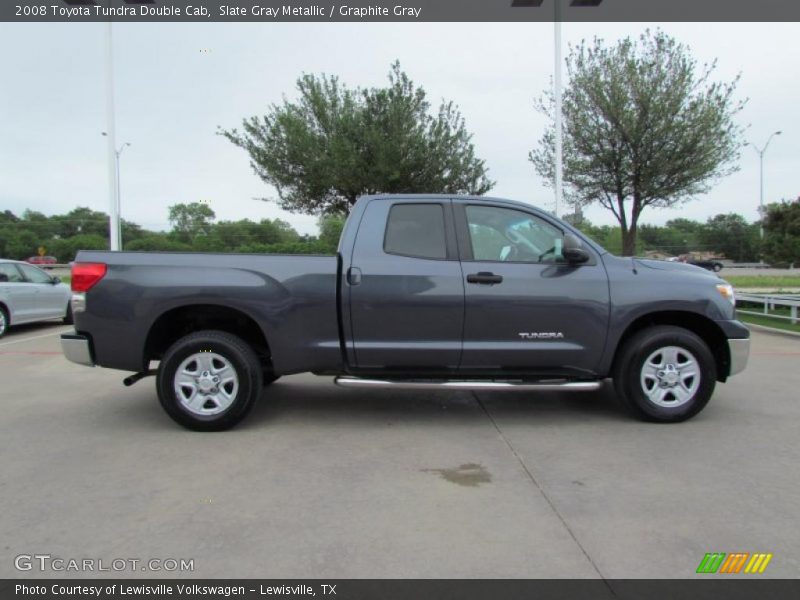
[467, 272, 503, 285]
[347, 267, 362, 286]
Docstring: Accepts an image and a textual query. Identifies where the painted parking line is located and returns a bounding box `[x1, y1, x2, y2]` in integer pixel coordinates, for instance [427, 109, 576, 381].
[0, 327, 72, 348]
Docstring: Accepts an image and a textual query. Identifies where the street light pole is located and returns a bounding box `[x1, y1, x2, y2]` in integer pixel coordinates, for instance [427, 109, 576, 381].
[511, 1, 603, 215]
[104, 21, 120, 251]
[553, 0, 563, 218]
[62, 2, 120, 250]
[748, 131, 782, 239]
[115, 143, 131, 250]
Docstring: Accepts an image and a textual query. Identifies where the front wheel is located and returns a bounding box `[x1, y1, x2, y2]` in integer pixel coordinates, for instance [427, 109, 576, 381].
[156, 330, 263, 431]
[613, 325, 716, 423]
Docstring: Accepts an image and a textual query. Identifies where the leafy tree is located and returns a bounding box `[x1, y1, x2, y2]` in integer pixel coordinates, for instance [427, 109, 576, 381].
[126, 234, 193, 253]
[531, 30, 745, 255]
[21, 210, 57, 240]
[318, 214, 346, 252]
[122, 219, 146, 245]
[168, 202, 216, 243]
[1, 229, 39, 259]
[52, 207, 109, 239]
[221, 62, 494, 215]
[46, 234, 108, 262]
[0, 210, 19, 225]
[762, 198, 800, 267]
[699, 213, 760, 262]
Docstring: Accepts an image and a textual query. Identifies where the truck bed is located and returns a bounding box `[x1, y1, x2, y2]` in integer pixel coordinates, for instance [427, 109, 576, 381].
[73, 250, 341, 374]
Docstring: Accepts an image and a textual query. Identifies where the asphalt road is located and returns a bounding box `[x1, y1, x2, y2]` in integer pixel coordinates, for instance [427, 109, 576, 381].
[1, 323, 798, 579]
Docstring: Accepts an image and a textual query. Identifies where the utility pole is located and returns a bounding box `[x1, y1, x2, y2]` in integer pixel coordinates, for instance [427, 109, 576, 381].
[748, 131, 782, 240]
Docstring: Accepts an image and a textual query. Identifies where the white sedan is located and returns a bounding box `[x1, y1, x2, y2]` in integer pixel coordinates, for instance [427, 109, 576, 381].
[0, 259, 72, 338]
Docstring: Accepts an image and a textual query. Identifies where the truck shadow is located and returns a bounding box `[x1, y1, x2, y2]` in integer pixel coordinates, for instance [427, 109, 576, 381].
[244, 376, 628, 430]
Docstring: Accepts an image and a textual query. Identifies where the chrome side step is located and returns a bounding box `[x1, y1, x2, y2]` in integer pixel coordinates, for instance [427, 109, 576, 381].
[334, 377, 602, 392]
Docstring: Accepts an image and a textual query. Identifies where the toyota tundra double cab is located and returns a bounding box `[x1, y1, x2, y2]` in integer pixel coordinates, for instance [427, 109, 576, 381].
[61, 195, 750, 430]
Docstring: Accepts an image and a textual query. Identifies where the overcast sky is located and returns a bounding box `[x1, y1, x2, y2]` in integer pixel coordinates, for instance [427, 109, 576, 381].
[0, 21, 796, 235]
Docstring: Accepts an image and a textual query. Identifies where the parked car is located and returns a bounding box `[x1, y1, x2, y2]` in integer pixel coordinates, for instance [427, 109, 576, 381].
[688, 259, 724, 272]
[27, 256, 58, 267]
[61, 195, 749, 431]
[675, 254, 724, 272]
[0, 259, 73, 338]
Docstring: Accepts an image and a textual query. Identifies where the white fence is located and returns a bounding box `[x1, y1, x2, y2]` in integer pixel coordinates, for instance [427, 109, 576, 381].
[737, 292, 800, 325]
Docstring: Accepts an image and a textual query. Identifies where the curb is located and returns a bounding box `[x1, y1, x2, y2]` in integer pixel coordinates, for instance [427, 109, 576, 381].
[743, 322, 800, 339]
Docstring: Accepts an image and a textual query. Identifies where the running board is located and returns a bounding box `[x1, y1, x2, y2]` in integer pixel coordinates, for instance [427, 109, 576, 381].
[334, 377, 602, 392]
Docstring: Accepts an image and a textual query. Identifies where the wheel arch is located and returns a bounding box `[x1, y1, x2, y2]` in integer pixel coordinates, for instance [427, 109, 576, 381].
[143, 304, 273, 375]
[610, 311, 730, 382]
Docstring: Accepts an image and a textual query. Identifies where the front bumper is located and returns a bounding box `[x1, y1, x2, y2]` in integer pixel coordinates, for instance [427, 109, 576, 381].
[61, 333, 95, 367]
[727, 338, 750, 377]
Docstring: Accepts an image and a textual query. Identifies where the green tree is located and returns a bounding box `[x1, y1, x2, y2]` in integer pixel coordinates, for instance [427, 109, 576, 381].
[52, 207, 109, 239]
[168, 202, 216, 243]
[318, 214, 346, 252]
[531, 30, 745, 255]
[762, 198, 800, 267]
[46, 234, 108, 262]
[1, 229, 39, 260]
[126, 234, 193, 253]
[21, 210, 57, 240]
[699, 213, 759, 262]
[221, 62, 494, 215]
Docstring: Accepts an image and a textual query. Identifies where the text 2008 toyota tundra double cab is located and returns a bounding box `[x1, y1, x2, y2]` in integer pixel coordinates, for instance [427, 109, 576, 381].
[61, 195, 749, 430]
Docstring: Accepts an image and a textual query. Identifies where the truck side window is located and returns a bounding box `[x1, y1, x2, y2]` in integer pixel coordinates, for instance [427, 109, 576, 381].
[466, 205, 564, 263]
[384, 204, 447, 260]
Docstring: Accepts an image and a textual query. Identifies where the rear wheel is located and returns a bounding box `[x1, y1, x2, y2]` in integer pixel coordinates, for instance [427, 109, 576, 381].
[613, 325, 716, 422]
[156, 330, 263, 431]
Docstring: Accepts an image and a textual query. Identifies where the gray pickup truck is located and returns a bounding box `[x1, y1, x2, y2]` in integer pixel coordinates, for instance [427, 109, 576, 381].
[61, 195, 749, 430]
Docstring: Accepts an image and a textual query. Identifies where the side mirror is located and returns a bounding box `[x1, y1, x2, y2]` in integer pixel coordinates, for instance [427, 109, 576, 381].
[562, 234, 590, 265]
[51, 276, 61, 284]
[0, 273, 8, 282]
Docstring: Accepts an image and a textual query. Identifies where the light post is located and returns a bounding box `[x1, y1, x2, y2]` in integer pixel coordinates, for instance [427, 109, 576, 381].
[63, 0, 126, 250]
[747, 131, 782, 240]
[101, 134, 130, 249]
[511, 0, 604, 217]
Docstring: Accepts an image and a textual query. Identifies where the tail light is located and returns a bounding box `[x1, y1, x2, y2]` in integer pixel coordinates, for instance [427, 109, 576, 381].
[71, 263, 107, 293]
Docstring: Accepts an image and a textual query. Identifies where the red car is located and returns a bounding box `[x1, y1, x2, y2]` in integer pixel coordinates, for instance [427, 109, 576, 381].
[27, 256, 58, 267]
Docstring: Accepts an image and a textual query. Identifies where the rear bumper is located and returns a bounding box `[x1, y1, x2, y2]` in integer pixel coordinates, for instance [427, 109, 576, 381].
[727, 338, 750, 377]
[61, 333, 95, 367]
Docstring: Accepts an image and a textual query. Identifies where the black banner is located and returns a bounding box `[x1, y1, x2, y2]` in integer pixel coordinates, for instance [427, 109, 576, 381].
[4, 0, 800, 23]
[4, 580, 800, 600]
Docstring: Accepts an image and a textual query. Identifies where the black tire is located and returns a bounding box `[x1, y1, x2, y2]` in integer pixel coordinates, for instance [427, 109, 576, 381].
[156, 330, 263, 431]
[613, 325, 716, 423]
[713, 263, 722, 272]
[63, 302, 73, 325]
[0, 305, 8, 338]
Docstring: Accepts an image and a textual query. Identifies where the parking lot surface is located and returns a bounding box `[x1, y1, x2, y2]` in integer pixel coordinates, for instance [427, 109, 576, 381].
[1, 323, 798, 579]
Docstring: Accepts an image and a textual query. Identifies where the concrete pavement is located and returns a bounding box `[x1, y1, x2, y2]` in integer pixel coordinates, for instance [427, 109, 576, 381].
[1, 323, 798, 579]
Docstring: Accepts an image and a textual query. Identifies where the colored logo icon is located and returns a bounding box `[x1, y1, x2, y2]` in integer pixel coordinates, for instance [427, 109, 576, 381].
[696, 553, 773, 574]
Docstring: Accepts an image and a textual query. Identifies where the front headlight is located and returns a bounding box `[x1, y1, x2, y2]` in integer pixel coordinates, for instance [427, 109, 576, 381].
[716, 283, 735, 307]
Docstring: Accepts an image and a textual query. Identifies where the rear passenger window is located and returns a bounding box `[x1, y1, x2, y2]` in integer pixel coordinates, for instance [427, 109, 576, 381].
[384, 204, 447, 259]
